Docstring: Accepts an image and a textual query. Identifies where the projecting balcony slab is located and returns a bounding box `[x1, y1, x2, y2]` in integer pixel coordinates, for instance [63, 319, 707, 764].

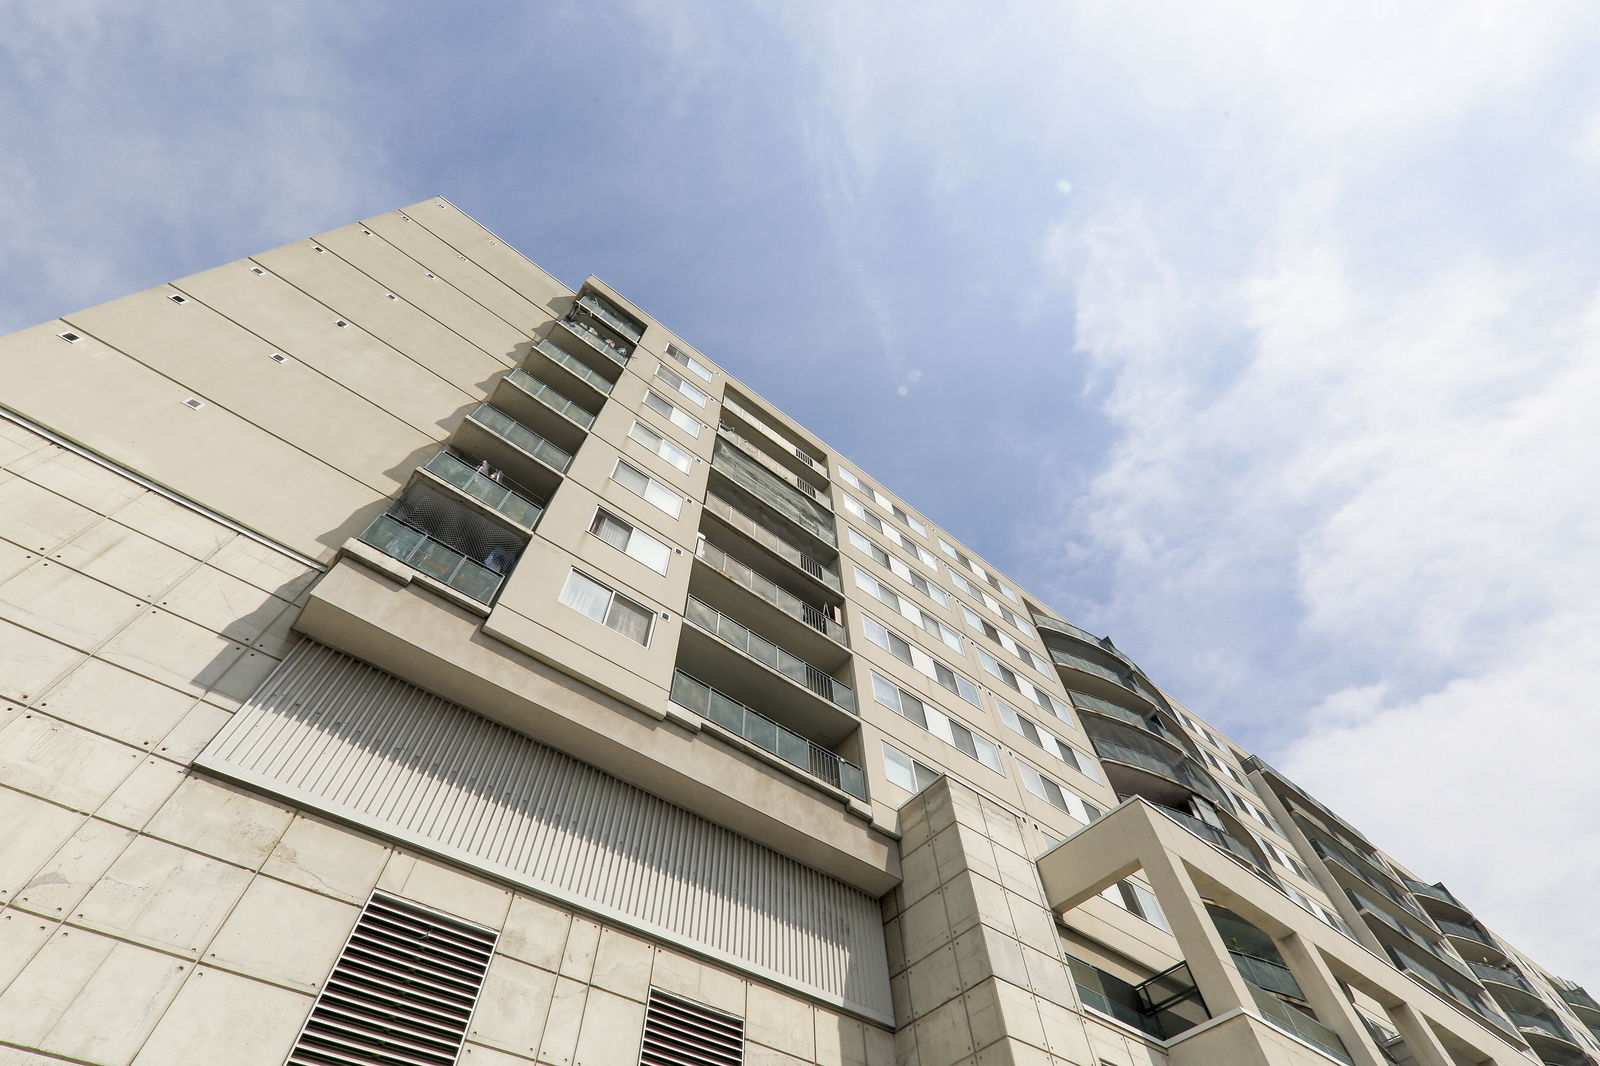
[453, 406, 568, 501]
[290, 556, 898, 895]
[487, 369, 595, 455]
[688, 545, 849, 672]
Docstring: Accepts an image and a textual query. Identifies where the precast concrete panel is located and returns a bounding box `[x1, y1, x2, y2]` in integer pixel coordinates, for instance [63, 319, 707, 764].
[196, 640, 893, 1023]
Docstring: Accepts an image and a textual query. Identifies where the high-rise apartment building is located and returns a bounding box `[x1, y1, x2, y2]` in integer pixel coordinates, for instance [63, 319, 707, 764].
[0, 198, 1592, 1066]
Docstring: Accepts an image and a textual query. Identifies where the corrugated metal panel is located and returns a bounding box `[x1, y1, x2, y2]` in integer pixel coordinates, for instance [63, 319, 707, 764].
[198, 641, 891, 1021]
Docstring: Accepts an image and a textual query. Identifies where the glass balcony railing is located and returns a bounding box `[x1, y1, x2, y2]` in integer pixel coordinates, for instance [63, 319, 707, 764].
[469, 403, 572, 473]
[683, 596, 855, 712]
[1404, 879, 1465, 909]
[1047, 643, 1139, 692]
[1468, 961, 1536, 994]
[718, 424, 831, 505]
[577, 294, 642, 342]
[358, 514, 504, 605]
[721, 397, 825, 472]
[1349, 890, 1477, 984]
[1386, 946, 1516, 1038]
[1070, 690, 1168, 735]
[536, 338, 615, 394]
[557, 315, 631, 367]
[1304, 828, 1426, 920]
[1506, 1009, 1578, 1045]
[694, 540, 846, 643]
[712, 439, 837, 548]
[1247, 986, 1354, 1065]
[1557, 984, 1600, 1014]
[422, 452, 545, 529]
[1436, 919, 1498, 949]
[1232, 952, 1304, 1000]
[702, 492, 841, 591]
[670, 672, 866, 800]
[1158, 807, 1267, 873]
[506, 369, 596, 429]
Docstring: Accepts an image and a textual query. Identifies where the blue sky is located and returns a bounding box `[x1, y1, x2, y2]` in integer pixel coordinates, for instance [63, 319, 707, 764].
[7, 0, 1600, 979]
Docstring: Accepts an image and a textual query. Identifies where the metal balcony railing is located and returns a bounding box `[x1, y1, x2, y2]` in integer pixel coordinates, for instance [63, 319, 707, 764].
[683, 596, 855, 712]
[506, 369, 596, 429]
[1468, 961, 1536, 994]
[670, 672, 866, 800]
[535, 338, 614, 394]
[702, 492, 841, 592]
[358, 514, 505, 605]
[557, 315, 631, 367]
[469, 403, 572, 473]
[1247, 986, 1354, 1065]
[694, 540, 846, 643]
[577, 294, 642, 342]
[422, 452, 545, 529]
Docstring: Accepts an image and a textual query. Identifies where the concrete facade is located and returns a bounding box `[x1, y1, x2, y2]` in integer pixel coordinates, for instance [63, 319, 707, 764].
[0, 198, 1594, 1066]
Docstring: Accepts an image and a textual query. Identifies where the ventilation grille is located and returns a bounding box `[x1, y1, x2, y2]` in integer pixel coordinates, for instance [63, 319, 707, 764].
[640, 988, 744, 1066]
[287, 892, 497, 1066]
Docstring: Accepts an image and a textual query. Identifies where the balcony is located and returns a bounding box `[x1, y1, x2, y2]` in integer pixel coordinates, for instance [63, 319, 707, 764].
[553, 314, 631, 371]
[1351, 892, 1479, 987]
[357, 513, 507, 605]
[454, 403, 570, 500]
[1302, 822, 1428, 922]
[1436, 919, 1502, 953]
[702, 492, 842, 594]
[711, 438, 837, 550]
[1246, 985, 1354, 1065]
[718, 423, 831, 507]
[1506, 1009, 1582, 1049]
[719, 396, 829, 484]
[1084, 715, 1228, 809]
[1385, 945, 1515, 1039]
[1066, 956, 1209, 1040]
[680, 596, 856, 745]
[670, 671, 866, 801]
[691, 538, 847, 658]
[576, 292, 643, 343]
[1157, 806, 1272, 879]
[420, 451, 545, 530]
[534, 338, 615, 400]
[1468, 961, 1537, 995]
[1557, 984, 1600, 1017]
[489, 369, 596, 454]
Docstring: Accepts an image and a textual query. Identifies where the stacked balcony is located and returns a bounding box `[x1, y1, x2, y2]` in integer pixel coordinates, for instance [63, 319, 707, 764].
[538, 290, 640, 399]
[718, 395, 831, 496]
[1081, 710, 1229, 811]
[1065, 956, 1209, 1040]
[359, 479, 531, 605]
[709, 437, 837, 552]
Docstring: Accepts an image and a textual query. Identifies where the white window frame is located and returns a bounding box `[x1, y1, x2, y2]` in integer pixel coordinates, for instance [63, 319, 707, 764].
[644, 388, 703, 437]
[611, 459, 684, 519]
[588, 508, 671, 575]
[629, 420, 694, 474]
[558, 569, 655, 645]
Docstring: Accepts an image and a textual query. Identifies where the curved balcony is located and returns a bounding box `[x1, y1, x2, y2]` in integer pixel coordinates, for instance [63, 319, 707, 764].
[1469, 961, 1538, 996]
[670, 671, 866, 801]
[1437, 919, 1508, 960]
[1506, 1009, 1584, 1052]
[1084, 715, 1228, 809]
[1072, 689, 1199, 757]
[1556, 983, 1600, 1021]
[1159, 806, 1272, 878]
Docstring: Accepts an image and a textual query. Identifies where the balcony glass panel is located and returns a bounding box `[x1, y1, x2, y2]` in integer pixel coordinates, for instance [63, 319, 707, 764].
[506, 369, 597, 429]
[669, 672, 867, 800]
[470, 403, 572, 473]
[712, 438, 837, 548]
[423, 451, 545, 529]
[1247, 986, 1354, 1065]
[358, 514, 504, 605]
[577, 293, 643, 342]
[1468, 961, 1536, 994]
[557, 315, 631, 367]
[695, 540, 846, 643]
[535, 338, 614, 394]
[684, 597, 855, 712]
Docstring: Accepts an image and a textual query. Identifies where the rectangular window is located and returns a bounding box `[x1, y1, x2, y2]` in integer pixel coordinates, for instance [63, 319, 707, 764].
[938, 537, 960, 561]
[848, 526, 893, 568]
[882, 741, 941, 793]
[629, 420, 694, 474]
[872, 671, 1002, 773]
[611, 459, 683, 519]
[644, 389, 703, 437]
[997, 699, 1097, 780]
[666, 343, 714, 381]
[863, 615, 915, 666]
[838, 467, 864, 490]
[655, 363, 709, 407]
[589, 509, 671, 574]
[1017, 760, 1103, 825]
[889, 503, 928, 538]
[559, 569, 654, 645]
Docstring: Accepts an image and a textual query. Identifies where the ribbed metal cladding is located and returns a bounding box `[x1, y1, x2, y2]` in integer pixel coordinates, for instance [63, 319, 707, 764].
[640, 988, 745, 1066]
[199, 641, 891, 1020]
[287, 892, 497, 1066]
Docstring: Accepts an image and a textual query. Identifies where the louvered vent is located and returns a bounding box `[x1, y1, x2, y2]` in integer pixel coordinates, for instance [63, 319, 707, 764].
[639, 988, 745, 1066]
[287, 892, 497, 1066]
